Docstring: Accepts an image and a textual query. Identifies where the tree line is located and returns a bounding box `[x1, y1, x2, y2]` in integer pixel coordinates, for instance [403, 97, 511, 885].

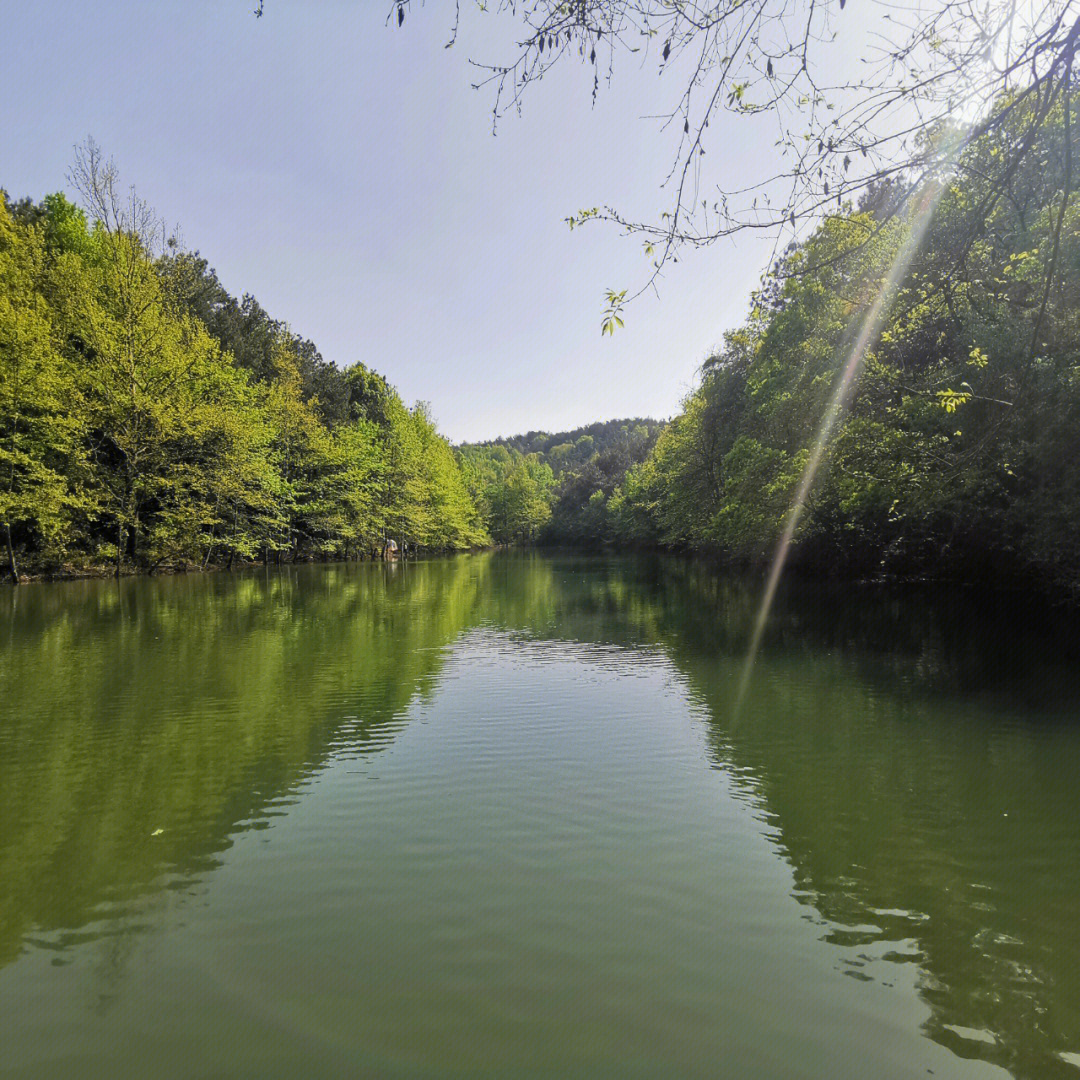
[9, 80, 1080, 598]
[459, 419, 662, 545]
[466, 89, 1080, 599]
[0, 147, 487, 582]
[588, 91, 1080, 598]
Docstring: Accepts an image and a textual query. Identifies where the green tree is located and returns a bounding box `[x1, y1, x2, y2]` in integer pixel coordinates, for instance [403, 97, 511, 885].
[0, 197, 84, 581]
[612, 91, 1080, 594]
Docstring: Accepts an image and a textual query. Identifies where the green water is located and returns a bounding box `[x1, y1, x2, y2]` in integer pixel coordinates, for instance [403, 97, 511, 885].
[1, 553, 1079, 1079]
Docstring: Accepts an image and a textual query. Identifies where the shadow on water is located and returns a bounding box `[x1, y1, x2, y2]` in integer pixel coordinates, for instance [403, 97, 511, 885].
[2, 550, 1079, 1077]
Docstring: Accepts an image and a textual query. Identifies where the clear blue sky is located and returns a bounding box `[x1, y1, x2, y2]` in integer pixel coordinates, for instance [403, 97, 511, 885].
[2, 1, 865, 442]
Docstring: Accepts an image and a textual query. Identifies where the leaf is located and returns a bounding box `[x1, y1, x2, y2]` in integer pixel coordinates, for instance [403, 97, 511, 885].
[397, 4, 404, 26]
[663, 40, 671, 61]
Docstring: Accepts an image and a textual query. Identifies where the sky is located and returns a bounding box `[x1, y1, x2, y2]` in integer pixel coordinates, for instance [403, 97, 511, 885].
[2, 1, 870, 443]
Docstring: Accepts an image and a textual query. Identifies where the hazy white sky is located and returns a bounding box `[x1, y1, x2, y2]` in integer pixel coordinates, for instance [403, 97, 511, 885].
[2, 0, 872, 442]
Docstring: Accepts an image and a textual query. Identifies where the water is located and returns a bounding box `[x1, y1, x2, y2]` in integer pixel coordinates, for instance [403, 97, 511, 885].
[1, 552, 1079, 1079]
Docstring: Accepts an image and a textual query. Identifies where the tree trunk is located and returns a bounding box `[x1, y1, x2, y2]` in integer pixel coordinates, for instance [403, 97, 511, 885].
[115, 522, 124, 578]
[227, 548, 235, 571]
[4, 523, 18, 585]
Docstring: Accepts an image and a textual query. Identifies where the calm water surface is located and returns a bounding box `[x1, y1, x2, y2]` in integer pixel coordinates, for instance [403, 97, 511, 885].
[2, 552, 1079, 1078]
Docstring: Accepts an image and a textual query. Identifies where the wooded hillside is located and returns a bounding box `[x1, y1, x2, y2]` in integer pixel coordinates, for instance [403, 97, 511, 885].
[0, 158, 488, 580]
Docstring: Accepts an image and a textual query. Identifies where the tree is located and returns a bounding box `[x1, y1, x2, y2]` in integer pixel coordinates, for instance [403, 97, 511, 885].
[457, 444, 553, 544]
[412, 404, 490, 548]
[160, 251, 349, 426]
[486, 456, 553, 543]
[2, 147, 490, 577]
[0, 196, 83, 581]
[50, 177, 227, 573]
[610, 90, 1080, 593]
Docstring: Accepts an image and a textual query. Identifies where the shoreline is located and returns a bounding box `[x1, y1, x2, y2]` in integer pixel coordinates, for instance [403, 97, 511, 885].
[6, 545, 1077, 612]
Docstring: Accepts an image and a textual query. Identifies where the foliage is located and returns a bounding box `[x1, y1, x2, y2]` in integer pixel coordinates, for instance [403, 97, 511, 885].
[0, 172, 488, 577]
[461, 418, 663, 546]
[458, 444, 553, 544]
[609, 92, 1080, 596]
[0, 198, 86, 579]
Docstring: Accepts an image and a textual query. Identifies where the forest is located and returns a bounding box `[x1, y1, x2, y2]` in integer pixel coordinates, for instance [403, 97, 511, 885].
[469, 89, 1080, 601]
[4, 88, 1080, 596]
[459, 418, 663, 545]
[0, 155, 488, 582]
[529, 91, 1080, 599]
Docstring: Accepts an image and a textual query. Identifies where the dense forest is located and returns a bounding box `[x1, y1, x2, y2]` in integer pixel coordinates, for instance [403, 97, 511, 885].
[469, 80, 1079, 604]
[459, 418, 663, 545]
[457, 92, 1080, 601]
[0, 159, 488, 581]
[5, 88, 1080, 596]
[553, 92, 1080, 599]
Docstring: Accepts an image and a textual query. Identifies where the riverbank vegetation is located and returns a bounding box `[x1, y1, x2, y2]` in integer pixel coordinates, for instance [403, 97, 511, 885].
[519, 93, 1080, 599]
[0, 145, 487, 581]
[466, 94, 1080, 599]
[5, 87, 1080, 598]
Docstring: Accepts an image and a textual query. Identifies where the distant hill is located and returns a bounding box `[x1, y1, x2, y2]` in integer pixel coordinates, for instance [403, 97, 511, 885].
[459, 418, 667, 546]
[462, 417, 665, 478]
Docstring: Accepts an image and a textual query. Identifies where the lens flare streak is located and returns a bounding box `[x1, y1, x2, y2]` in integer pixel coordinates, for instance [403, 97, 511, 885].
[734, 184, 946, 716]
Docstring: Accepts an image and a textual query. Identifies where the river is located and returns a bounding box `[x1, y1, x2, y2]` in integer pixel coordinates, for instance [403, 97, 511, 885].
[1, 552, 1078, 1078]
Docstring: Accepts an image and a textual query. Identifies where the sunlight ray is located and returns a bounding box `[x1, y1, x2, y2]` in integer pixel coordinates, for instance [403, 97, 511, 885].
[734, 178, 952, 718]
